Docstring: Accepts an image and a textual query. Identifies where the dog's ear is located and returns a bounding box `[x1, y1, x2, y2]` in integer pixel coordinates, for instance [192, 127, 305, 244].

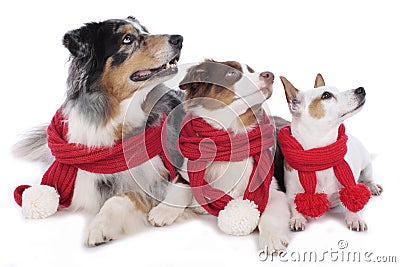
[63, 23, 98, 58]
[280, 76, 298, 103]
[280, 76, 301, 114]
[314, 73, 325, 88]
[179, 65, 209, 91]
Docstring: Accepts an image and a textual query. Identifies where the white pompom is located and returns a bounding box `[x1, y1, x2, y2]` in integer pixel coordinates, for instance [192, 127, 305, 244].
[21, 185, 60, 219]
[217, 199, 260, 236]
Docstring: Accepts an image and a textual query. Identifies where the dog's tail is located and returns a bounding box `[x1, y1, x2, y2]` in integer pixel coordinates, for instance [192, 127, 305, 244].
[12, 124, 53, 164]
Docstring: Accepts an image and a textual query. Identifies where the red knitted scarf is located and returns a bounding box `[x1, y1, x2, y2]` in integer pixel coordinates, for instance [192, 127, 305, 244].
[14, 108, 176, 208]
[278, 124, 371, 218]
[178, 113, 275, 216]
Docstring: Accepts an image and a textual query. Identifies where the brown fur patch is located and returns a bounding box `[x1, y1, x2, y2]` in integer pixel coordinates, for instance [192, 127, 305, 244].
[308, 97, 325, 119]
[201, 85, 236, 110]
[246, 64, 255, 73]
[100, 39, 165, 101]
[114, 123, 124, 140]
[113, 123, 134, 140]
[237, 107, 258, 128]
[284, 160, 293, 172]
[223, 61, 243, 72]
[158, 168, 170, 180]
[99, 35, 170, 124]
[118, 24, 135, 34]
[123, 192, 153, 213]
[182, 60, 243, 110]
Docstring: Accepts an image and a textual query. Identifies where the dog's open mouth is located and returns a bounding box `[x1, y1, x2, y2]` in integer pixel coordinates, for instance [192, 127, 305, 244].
[130, 55, 180, 82]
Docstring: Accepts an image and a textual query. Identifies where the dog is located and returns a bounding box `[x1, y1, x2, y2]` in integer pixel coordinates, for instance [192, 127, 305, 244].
[13, 16, 187, 246]
[154, 59, 290, 253]
[279, 74, 383, 232]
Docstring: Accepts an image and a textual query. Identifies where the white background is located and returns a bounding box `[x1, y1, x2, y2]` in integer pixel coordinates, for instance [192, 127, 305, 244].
[0, 0, 399, 266]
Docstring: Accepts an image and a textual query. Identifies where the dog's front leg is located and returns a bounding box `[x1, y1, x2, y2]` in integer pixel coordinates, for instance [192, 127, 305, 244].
[258, 185, 290, 254]
[84, 193, 148, 247]
[288, 198, 308, 231]
[148, 179, 193, 227]
[358, 163, 383, 196]
[345, 211, 368, 231]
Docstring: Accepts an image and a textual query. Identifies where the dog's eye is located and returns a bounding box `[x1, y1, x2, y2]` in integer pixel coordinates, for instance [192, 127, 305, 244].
[226, 70, 238, 77]
[122, 34, 133, 45]
[321, 91, 333, 100]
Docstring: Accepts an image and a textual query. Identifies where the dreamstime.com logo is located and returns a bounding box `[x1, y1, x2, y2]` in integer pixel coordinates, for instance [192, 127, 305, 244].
[258, 240, 397, 264]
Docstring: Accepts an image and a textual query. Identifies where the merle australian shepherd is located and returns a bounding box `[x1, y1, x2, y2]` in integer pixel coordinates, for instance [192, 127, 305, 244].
[13, 16, 187, 246]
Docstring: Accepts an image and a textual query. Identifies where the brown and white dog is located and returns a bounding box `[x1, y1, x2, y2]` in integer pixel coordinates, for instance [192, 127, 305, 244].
[280, 74, 383, 232]
[13, 16, 187, 246]
[150, 59, 290, 253]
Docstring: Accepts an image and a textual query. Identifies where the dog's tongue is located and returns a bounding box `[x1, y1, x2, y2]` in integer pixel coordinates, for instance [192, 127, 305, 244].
[135, 70, 152, 77]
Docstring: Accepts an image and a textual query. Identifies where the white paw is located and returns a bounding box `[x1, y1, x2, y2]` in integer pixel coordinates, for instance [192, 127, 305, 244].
[367, 183, 383, 196]
[259, 231, 289, 255]
[84, 216, 119, 247]
[345, 212, 368, 232]
[148, 203, 184, 227]
[289, 215, 307, 231]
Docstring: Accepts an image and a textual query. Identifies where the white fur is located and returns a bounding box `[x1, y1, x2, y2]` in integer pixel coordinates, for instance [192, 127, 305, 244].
[148, 178, 192, 227]
[259, 181, 290, 254]
[235, 63, 271, 99]
[65, 107, 118, 147]
[178, 145, 289, 250]
[155, 63, 290, 253]
[64, 86, 174, 244]
[204, 159, 254, 195]
[68, 170, 102, 214]
[122, 90, 148, 128]
[282, 77, 382, 231]
[64, 89, 150, 147]
[187, 63, 273, 132]
[125, 18, 148, 36]
[85, 194, 148, 246]
[74, 156, 168, 244]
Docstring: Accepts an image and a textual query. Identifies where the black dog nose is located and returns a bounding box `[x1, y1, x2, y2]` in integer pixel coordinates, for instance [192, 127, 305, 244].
[169, 35, 183, 47]
[355, 87, 365, 95]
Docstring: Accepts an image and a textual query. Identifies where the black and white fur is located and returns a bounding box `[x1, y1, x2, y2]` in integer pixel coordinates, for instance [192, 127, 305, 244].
[13, 16, 187, 246]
